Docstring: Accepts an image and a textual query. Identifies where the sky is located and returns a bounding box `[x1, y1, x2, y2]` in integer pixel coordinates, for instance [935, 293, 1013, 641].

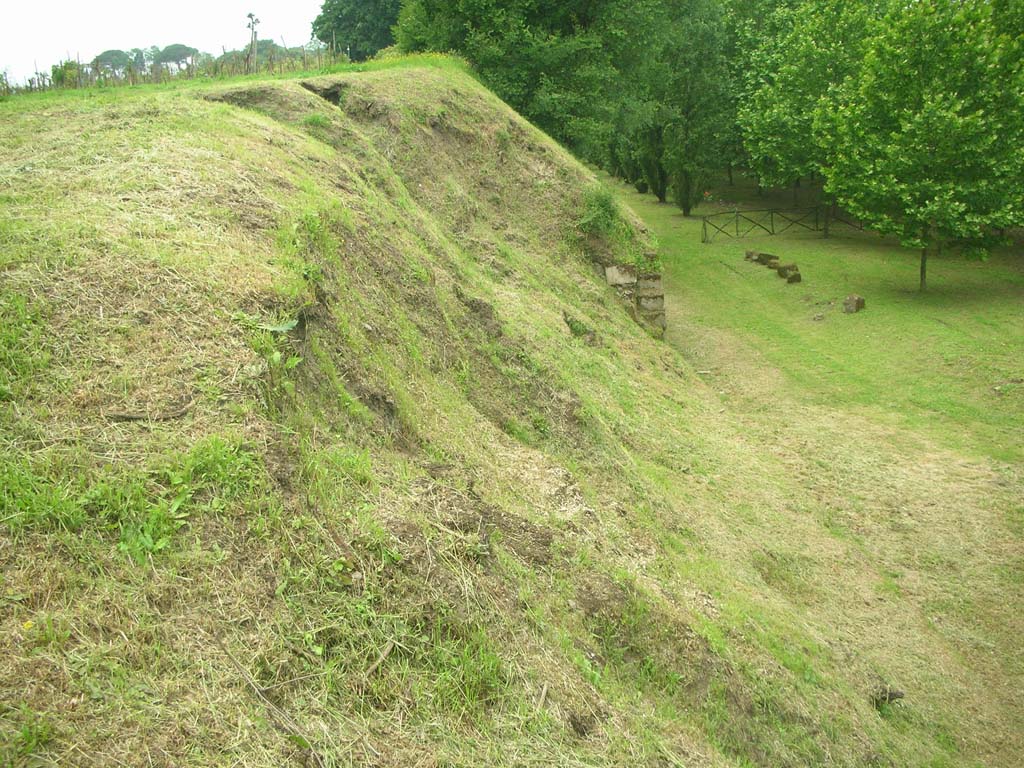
[1, 0, 325, 84]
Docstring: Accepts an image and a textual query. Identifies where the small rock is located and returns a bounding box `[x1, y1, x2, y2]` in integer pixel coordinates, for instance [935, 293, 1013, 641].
[872, 685, 905, 709]
[813, 313, 825, 321]
[766, 258, 781, 270]
[745, 250, 760, 262]
[787, 272, 802, 284]
[843, 294, 866, 313]
[755, 252, 777, 265]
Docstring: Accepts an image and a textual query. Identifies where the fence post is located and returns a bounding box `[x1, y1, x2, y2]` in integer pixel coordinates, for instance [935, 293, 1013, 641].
[702, 219, 707, 244]
[770, 209, 775, 235]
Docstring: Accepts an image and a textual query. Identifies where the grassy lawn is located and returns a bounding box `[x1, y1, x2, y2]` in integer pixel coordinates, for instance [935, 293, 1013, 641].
[609, 175, 1024, 463]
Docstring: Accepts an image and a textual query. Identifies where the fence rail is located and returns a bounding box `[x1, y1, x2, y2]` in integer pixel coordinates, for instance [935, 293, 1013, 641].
[700, 206, 863, 244]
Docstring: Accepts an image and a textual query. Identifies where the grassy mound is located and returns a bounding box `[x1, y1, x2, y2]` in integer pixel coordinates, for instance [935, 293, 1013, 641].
[1, 58, 1021, 767]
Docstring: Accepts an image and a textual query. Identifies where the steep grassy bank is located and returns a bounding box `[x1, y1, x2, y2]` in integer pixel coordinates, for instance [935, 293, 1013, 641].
[2, 59, 1021, 767]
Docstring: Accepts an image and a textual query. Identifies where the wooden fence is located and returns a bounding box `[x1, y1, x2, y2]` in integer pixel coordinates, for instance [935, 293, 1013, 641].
[700, 206, 863, 244]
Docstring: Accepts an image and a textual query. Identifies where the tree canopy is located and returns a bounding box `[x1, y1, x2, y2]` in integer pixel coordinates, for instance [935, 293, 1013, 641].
[92, 49, 132, 74]
[314, 0, 401, 61]
[155, 44, 199, 67]
[815, 0, 1024, 289]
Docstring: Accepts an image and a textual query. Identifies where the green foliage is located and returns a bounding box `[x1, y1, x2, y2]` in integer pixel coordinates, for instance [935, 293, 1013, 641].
[816, 0, 1024, 287]
[155, 44, 198, 67]
[739, 0, 887, 187]
[577, 186, 621, 238]
[314, 0, 401, 61]
[49, 60, 81, 89]
[577, 186, 659, 271]
[396, 0, 617, 151]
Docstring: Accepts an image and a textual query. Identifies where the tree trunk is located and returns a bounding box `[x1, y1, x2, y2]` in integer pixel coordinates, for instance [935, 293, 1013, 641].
[822, 193, 833, 239]
[727, 165, 734, 186]
[919, 246, 928, 292]
[680, 170, 693, 216]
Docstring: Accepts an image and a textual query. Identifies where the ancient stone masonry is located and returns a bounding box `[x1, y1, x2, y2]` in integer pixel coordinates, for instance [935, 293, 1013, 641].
[603, 264, 666, 336]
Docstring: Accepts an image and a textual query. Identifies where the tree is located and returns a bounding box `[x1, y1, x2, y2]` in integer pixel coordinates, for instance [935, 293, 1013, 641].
[739, 0, 887, 191]
[816, 0, 1024, 291]
[396, 0, 615, 153]
[245, 13, 260, 74]
[313, 0, 400, 61]
[602, 0, 730, 213]
[50, 60, 79, 88]
[662, 0, 731, 215]
[156, 44, 199, 74]
[92, 49, 132, 77]
[720, 0, 797, 183]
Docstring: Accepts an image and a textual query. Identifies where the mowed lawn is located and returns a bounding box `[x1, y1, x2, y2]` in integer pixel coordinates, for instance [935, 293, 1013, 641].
[609, 176, 1024, 464]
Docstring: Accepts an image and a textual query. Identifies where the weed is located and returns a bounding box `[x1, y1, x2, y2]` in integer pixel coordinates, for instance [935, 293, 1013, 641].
[577, 186, 660, 272]
[0, 706, 53, 764]
[0, 455, 85, 531]
[303, 113, 330, 129]
[0, 294, 47, 401]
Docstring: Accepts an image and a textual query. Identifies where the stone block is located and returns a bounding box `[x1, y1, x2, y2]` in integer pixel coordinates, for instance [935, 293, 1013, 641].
[843, 294, 866, 313]
[777, 263, 799, 279]
[605, 264, 638, 287]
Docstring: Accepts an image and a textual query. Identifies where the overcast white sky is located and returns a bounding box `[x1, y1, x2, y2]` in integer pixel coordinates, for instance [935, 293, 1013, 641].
[1, 0, 325, 84]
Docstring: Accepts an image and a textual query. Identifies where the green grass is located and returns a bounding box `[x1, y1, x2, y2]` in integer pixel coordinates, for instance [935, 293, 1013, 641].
[608, 174, 1024, 463]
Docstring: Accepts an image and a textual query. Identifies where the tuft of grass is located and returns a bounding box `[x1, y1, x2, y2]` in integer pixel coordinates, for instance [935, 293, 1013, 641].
[0, 705, 54, 764]
[577, 185, 660, 272]
[0, 294, 48, 402]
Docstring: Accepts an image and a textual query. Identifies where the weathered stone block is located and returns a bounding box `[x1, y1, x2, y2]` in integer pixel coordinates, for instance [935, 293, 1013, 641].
[639, 309, 667, 332]
[638, 295, 664, 311]
[843, 294, 866, 313]
[636, 273, 662, 294]
[777, 263, 799, 278]
[605, 264, 638, 287]
[787, 272, 802, 284]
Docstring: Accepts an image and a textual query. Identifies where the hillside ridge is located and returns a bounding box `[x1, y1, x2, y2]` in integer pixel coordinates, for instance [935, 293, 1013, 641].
[1, 61, 1021, 767]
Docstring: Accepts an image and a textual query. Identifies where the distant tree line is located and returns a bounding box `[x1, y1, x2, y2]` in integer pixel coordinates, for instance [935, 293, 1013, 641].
[7, 38, 336, 94]
[385, 0, 1024, 290]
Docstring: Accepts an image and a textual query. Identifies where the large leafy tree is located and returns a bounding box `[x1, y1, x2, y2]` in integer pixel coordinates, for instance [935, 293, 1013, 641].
[720, 0, 797, 181]
[662, 0, 731, 215]
[739, 0, 887, 189]
[816, 0, 1024, 291]
[313, 0, 401, 61]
